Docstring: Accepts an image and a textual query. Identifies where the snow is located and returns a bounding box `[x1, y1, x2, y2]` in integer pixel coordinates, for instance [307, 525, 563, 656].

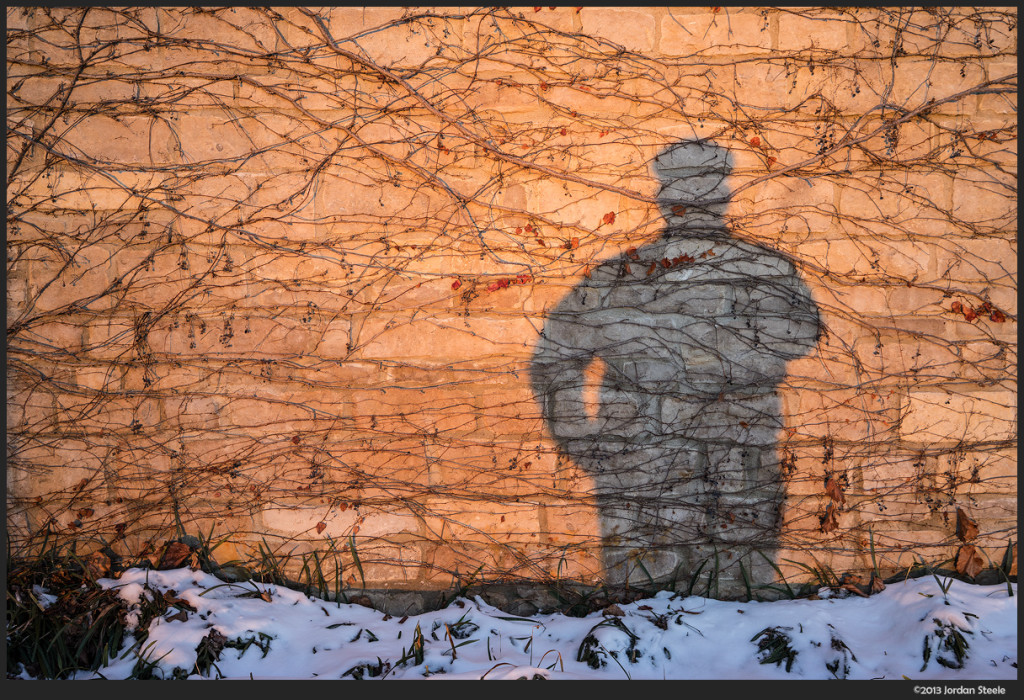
[21, 567, 1017, 680]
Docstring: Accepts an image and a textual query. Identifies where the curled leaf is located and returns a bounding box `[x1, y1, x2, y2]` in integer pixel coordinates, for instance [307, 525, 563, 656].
[955, 507, 979, 542]
[955, 544, 984, 578]
[825, 476, 846, 505]
[820, 504, 839, 533]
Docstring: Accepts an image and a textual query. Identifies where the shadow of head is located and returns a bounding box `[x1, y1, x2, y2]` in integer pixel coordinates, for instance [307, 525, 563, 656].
[653, 139, 732, 230]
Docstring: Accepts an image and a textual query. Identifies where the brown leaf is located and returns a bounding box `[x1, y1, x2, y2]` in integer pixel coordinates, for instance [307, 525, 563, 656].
[166, 610, 189, 623]
[602, 211, 616, 225]
[955, 507, 979, 542]
[602, 604, 625, 617]
[955, 544, 984, 578]
[158, 541, 192, 570]
[841, 583, 868, 598]
[824, 476, 846, 505]
[85, 551, 111, 580]
[869, 573, 886, 594]
[820, 504, 839, 533]
[315, 521, 327, 534]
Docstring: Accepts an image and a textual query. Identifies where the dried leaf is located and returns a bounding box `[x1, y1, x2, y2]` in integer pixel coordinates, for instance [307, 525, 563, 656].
[158, 541, 192, 570]
[841, 583, 868, 598]
[820, 504, 839, 533]
[955, 507, 979, 542]
[955, 544, 984, 578]
[316, 521, 327, 534]
[602, 604, 625, 617]
[85, 551, 111, 580]
[602, 211, 616, 225]
[824, 476, 846, 505]
[869, 573, 886, 594]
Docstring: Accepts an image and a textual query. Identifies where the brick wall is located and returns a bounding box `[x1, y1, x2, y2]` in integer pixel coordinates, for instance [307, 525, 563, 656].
[7, 7, 1016, 595]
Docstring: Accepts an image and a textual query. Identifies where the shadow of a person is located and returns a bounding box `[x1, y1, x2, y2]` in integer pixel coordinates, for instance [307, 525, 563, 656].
[531, 139, 821, 591]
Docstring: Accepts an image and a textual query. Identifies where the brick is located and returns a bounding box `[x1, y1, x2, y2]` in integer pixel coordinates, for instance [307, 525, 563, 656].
[260, 501, 359, 538]
[901, 389, 1016, 445]
[354, 315, 537, 364]
[425, 441, 545, 497]
[952, 172, 1016, 230]
[7, 440, 107, 498]
[149, 313, 322, 358]
[60, 114, 179, 166]
[776, 11, 854, 52]
[940, 447, 1017, 496]
[580, 8, 656, 53]
[783, 386, 899, 443]
[660, 9, 772, 56]
[331, 7, 450, 69]
[891, 57, 987, 109]
[349, 386, 478, 437]
[422, 498, 542, 541]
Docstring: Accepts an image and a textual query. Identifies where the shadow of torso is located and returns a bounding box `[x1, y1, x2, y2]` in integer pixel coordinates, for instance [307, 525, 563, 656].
[532, 227, 820, 588]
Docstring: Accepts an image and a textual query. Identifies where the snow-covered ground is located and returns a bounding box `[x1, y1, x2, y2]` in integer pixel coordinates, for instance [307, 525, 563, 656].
[27, 567, 1018, 681]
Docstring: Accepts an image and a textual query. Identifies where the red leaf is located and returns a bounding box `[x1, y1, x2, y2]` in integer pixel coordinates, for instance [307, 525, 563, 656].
[338, 502, 348, 511]
[750, 136, 761, 147]
[661, 257, 671, 268]
[515, 227, 522, 234]
[963, 306, 977, 321]
[766, 156, 777, 167]
[498, 278, 510, 288]
[534, 6, 541, 11]
[623, 262, 631, 274]
[602, 211, 616, 225]
[990, 309, 1006, 322]
[536, 238, 546, 246]
[646, 262, 658, 276]
[712, 7, 722, 13]
[569, 237, 580, 249]
[540, 82, 548, 91]
[950, 301, 963, 314]
[487, 282, 499, 292]
[292, 436, 301, 444]
[625, 247, 639, 260]
[525, 224, 533, 233]
[451, 279, 461, 290]
[671, 205, 687, 216]
[316, 522, 327, 534]
[560, 128, 567, 136]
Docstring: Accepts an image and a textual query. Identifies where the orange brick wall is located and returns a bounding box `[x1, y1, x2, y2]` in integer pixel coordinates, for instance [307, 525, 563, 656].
[7, 7, 1016, 593]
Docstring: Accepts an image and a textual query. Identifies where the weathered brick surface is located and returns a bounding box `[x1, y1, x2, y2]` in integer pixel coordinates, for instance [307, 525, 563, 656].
[7, 7, 1016, 594]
